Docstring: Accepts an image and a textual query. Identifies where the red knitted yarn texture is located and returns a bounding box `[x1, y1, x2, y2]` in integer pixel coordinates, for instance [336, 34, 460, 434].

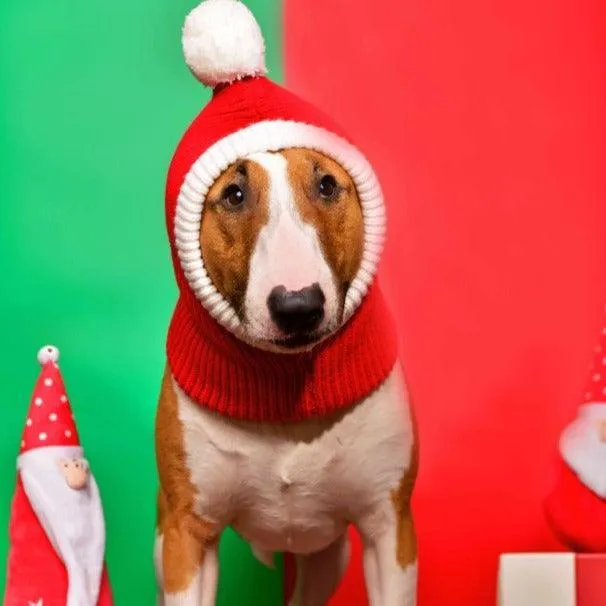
[167, 283, 398, 422]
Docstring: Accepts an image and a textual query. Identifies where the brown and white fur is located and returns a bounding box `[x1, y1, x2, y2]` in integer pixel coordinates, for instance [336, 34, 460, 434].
[155, 149, 418, 606]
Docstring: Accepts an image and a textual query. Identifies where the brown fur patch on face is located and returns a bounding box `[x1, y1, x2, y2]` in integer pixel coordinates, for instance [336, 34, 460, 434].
[282, 148, 364, 307]
[156, 366, 219, 593]
[200, 159, 270, 316]
[391, 409, 419, 569]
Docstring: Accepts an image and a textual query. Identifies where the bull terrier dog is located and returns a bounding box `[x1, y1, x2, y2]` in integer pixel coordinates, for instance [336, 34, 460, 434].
[154, 2, 418, 605]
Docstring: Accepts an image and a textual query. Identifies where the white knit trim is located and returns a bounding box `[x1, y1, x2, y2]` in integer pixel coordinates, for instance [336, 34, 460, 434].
[174, 120, 386, 333]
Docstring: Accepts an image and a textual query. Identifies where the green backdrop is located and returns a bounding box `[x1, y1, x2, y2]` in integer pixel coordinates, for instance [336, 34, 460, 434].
[0, 1, 283, 603]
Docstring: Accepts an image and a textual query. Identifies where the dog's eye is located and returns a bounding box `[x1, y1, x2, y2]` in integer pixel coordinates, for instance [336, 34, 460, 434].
[222, 184, 245, 209]
[318, 175, 338, 200]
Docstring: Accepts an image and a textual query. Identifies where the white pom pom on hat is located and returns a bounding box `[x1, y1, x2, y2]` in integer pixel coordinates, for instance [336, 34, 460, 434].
[182, 0, 267, 88]
[37, 345, 60, 365]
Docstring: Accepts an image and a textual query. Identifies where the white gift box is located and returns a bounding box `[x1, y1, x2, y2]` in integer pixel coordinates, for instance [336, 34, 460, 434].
[498, 553, 605, 606]
[498, 554, 576, 606]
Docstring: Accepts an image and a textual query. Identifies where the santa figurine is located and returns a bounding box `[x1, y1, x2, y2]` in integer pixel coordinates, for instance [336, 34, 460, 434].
[545, 319, 606, 552]
[3, 345, 113, 606]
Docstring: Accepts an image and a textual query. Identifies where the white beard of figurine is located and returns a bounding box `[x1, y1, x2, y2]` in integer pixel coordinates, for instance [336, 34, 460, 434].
[560, 402, 606, 499]
[18, 445, 106, 606]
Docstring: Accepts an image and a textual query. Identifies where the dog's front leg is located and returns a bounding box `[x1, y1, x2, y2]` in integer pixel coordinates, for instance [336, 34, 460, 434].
[357, 498, 417, 606]
[157, 511, 220, 606]
[288, 533, 350, 606]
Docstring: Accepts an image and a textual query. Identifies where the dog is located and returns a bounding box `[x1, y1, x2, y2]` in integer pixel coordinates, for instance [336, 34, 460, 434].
[155, 149, 418, 605]
[154, 2, 418, 605]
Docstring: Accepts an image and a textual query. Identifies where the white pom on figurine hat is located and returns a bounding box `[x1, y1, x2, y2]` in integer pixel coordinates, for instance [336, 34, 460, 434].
[37, 344, 59, 365]
[182, 0, 267, 88]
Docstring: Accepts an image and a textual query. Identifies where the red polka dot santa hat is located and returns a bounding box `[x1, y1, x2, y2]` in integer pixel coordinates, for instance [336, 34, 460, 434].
[19, 345, 80, 453]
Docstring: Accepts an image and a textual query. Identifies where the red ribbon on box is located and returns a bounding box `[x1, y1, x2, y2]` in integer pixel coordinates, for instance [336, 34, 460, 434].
[576, 555, 606, 606]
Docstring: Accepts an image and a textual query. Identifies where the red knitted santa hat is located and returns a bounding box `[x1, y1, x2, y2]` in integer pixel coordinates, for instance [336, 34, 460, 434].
[165, 0, 397, 422]
[167, 0, 385, 333]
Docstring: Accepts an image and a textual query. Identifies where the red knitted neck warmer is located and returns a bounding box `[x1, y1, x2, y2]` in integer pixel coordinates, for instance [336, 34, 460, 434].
[166, 283, 398, 422]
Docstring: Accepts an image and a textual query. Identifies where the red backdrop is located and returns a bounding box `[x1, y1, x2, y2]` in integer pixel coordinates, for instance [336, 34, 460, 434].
[284, 1, 606, 604]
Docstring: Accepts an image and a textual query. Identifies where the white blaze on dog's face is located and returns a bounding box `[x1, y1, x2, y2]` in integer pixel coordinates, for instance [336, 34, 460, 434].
[200, 148, 364, 351]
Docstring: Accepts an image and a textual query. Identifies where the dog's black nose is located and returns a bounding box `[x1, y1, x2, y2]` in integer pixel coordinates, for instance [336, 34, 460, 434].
[267, 283, 326, 335]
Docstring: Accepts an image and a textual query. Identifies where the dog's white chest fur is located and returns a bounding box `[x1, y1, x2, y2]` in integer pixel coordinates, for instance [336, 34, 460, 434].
[173, 364, 414, 557]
